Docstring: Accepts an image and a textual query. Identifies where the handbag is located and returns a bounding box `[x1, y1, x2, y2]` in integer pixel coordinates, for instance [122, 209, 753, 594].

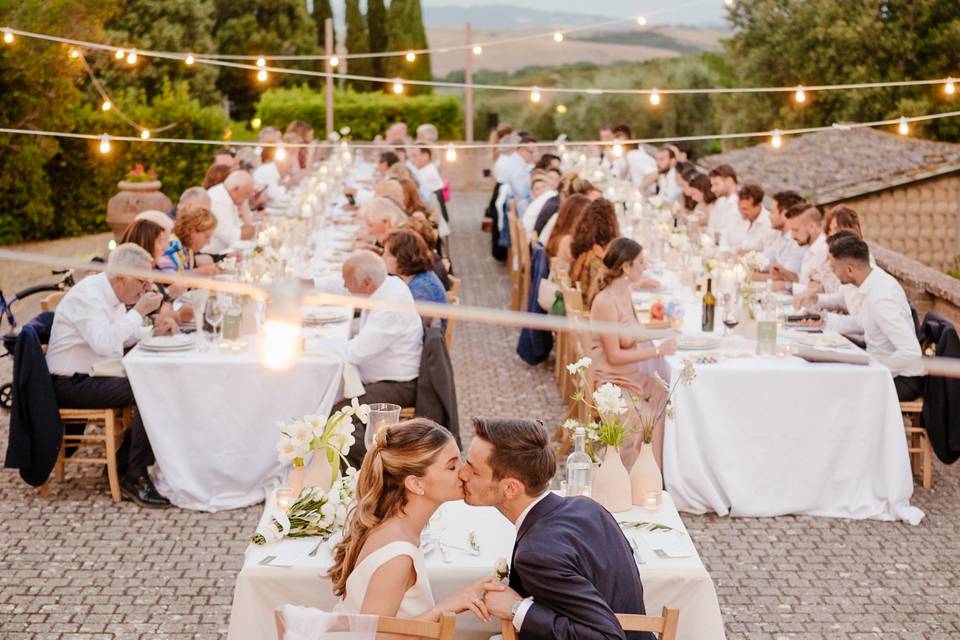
[549, 291, 565, 316]
[537, 277, 559, 312]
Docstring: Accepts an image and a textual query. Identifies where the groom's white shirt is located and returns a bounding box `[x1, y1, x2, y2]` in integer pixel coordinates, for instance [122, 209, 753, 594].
[511, 491, 550, 630]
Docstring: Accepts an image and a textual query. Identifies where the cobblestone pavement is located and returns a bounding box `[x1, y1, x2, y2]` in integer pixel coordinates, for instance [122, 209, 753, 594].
[1, 193, 959, 639]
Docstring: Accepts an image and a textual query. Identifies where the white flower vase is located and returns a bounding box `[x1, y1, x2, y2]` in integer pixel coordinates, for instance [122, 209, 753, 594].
[591, 445, 632, 513]
[629, 441, 663, 506]
[287, 462, 307, 497]
[303, 449, 337, 492]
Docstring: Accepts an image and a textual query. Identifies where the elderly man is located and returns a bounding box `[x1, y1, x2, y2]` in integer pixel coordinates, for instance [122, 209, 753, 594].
[204, 170, 256, 254]
[386, 121, 410, 145]
[315, 251, 424, 467]
[46, 244, 174, 507]
[357, 196, 407, 250]
[167, 185, 211, 221]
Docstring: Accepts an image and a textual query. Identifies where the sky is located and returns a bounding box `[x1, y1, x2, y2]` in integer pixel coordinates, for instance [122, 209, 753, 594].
[419, 0, 729, 27]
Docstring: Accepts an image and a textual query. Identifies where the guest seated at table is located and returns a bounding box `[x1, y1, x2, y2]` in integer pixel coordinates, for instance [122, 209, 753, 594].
[706, 164, 740, 245]
[390, 139, 409, 165]
[543, 194, 591, 273]
[612, 124, 657, 189]
[461, 418, 654, 639]
[372, 179, 406, 212]
[161, 207, 222, 276]
[286, 120, 315, 170]
[408, 144, 445, 206]
[570, 198, 620, 308]
[321, 252, 424, 467]
[386, 121, 411, 145]
[169, 185, 213, 221]
[643, 146, 683, 205]
[256, 126, 282, 164]
[730, 182, 777, 252]
[521, 171, 560, 234]
[204, 170, 256, 254]
[202, 163, 232, 191]
[46, 243, 173, 507]
[376, 150, 400, 178]
[385, 159, 418, 184]
[357, 197, 408, 251]
[404, 215, 452, 290]
[687, 173, 717, 230]
[212, 147, 237, 169]
[396, 177, 440, 225]
[812, 235, 925, 400]
[383, 229, 448, 329]
[253, 141, 295, 204]
[776, 203, 839, 295]
[754, 190, 805, 282]
[590, 238, 676, 468]
[121, 219, 191, 325]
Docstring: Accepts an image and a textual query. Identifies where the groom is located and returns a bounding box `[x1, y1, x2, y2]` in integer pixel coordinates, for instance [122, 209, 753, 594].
[460, 418, 653, 640]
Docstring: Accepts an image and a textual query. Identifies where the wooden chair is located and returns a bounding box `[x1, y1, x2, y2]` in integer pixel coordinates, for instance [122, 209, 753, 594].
[901, 399, 933, 489]
[506, 201, 523, 311]
[500, 607, 678, 640]
[40, 291, 66, 312]
[557, 282, 586, 402]
[276, 609, 456, 640]
[47, 408, 131, 502]
[444, 297, 460, 352]
[447, 275, 462, 303]
[400, 407, 416, 420]
[516, 224, 533, 311]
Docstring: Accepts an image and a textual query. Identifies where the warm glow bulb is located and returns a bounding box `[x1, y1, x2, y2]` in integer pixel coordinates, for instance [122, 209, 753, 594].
[445, 144, 457, 162]
[637, 16, 648, 26]
[725, 0, 734, 5]
[126, 49, 137, 64]
[795, 85, 806, 103]
[392, 78, 404, 94]
[98, 134, 111, 154]
[556, 104, 567, 114]
[2, 29, 14, 44]
[251, 117, 262, 130]
[650, 89, 661, 106]
[405, 51, 416, 62]
[101, 100, 112, 112]
[473, 45, 482, 55]
[612, 141, 624, 157]
[530, 87, 541, 103]
[771, 129, 783, 148]
[553, 32, 564, 42]
[185, 54, 195, 66]
[946, 78, 956, 95]
[257, 320, 302, 371]
[115, 49, 125, 60]
[256, 56, 266, 68]
[257, 69, 268, 82]
[329, 55, 339, 67]
[140, 129, 150, 140]
[275, 144, 287, 161]
[898, 116, 909, 135]
[69, 48, 81, 59]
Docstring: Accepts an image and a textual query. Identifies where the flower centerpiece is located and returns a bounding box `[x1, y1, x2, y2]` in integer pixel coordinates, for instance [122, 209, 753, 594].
[740, 250, 770, 273]
[252, 469, 358, 544]
[276, 399, 369, 495]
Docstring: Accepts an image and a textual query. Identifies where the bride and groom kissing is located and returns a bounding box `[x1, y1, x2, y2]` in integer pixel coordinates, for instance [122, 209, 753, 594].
[327, 417, 654, 640]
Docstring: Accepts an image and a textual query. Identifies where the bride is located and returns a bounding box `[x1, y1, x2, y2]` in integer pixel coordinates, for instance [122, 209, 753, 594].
[328, 419, 502, 623]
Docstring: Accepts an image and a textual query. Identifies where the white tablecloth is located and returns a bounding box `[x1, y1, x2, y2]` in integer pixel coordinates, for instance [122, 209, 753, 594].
[125, 321, 351, 511]
[227, 493, 725, 640]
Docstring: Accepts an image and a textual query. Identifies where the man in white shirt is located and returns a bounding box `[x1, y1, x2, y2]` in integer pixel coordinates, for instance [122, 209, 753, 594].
[814, 235, 924, 400]
[707, 164, 740, 245]
[507, 137, 536, 209]
[757, 191, 807, 280]
[46, 244, 174, 507]
[251, 145, 290, 204]
[317, 252, 423, 467]
[409, 144, 445, 205]
[777, 204, 839, 295]
[731, 183, 778, 252]
[204, 170, 256, 254]
[648, 146, 683, 205]
[520, 173, 557, 233]
[492, 134, 518, 184]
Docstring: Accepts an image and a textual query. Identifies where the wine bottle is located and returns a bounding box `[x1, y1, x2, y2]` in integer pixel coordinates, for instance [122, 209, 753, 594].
[702, 277, 716, 332]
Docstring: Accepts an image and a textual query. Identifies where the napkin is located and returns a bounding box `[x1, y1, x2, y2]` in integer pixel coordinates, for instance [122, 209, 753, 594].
[90, 358, 126, 378]
[793, 345, 870, 366]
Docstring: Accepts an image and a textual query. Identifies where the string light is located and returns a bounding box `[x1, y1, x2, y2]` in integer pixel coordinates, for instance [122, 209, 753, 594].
[795, 85, 806, 103]
[472, 45, 482, 55]
[115, 49, 124, 60]
[556, 104, 567, 114]
[946, 78, 956, 95]
[185, 54, 195, 66]
[650, 89, 661, 106]
[126, 49, 137, 65]
[2, 29, 14, 44]
[553, 32, 564, 43]
[257, 69, 268, 82]
[725, 0, 734, 5]
[98, 134, 111, 154]
[250, 117, 262, 130]
[612, 141, 624, 157]
[898, 116, 910, 135]
[405, 51, 416, 62]
[445, 143, 457, 162]
[530, 87, 542, 103]
[101, 100, 112, 112]
[392, 78, 404, 94]
[68, 48, 81, 59]
[256, 56, 266, 68]
[637, 16, 648, 26]
[275, 143, 286, 160]
[139, 129, 150, 139]
[770, 129, 783, 148]
[329, 55, 339, 67]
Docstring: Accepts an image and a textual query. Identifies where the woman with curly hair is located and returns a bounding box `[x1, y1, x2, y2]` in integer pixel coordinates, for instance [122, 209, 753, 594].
[569, 198, 620, 307]
[383, 228, 448, 329]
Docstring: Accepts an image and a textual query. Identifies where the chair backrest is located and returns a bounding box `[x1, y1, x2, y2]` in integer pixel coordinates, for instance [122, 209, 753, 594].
[560, 282, 584, 314]
[40, 291, 66, 312]
[500, 607, 678, 640]
[447, 275, 462, 303]
[276, 610, 456, 640]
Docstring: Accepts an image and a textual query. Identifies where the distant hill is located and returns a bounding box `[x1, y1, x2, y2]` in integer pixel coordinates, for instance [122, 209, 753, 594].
[422, 4, 615, 29]
[571, 28, 723, 54]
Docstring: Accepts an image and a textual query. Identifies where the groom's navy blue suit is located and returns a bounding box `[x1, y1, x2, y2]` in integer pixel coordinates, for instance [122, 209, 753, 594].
[507, 492, 654, 640]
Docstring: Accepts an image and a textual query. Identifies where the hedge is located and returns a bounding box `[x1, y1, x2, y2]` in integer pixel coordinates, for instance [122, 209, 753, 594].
[255, 86, 463, 140]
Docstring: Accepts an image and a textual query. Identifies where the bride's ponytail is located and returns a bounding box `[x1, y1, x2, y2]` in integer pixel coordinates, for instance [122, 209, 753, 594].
[329, 418, 452, 598]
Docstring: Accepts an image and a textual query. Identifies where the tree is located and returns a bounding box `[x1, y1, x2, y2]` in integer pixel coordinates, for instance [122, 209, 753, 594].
[367, 0, 387, 77]
[344, 0, 374, 92]
[721, 0, 960, 142]
[312, 0, 335, 52]
[212, 0, 320, 120]
[384, 0, 432, 94]
[100, 0, 219, 105]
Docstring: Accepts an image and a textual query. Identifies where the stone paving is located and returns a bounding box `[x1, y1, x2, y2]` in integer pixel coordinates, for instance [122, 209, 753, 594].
[1, 192, 959, 639]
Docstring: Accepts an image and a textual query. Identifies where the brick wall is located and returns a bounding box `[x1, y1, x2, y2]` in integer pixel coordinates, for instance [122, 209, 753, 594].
[871, 243, 960, 327]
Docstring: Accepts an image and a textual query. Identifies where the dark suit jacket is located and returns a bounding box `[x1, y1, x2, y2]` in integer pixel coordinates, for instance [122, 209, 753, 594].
[919, 313, 960, 464]
[509, 492, 652, 640]
[533, 195, 561, 235]
[415, 325, 461, 446]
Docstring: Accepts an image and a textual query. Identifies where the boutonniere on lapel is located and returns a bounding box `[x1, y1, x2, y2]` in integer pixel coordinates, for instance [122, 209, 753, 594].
[494, 557, 510, 581]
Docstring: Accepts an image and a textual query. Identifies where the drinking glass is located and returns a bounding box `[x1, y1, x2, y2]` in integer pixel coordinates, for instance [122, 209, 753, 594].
[722, 295, 740, 336]
[203, 296, 223, 347]
[364, 403, 402, 449]
[274, 487, 297, 513]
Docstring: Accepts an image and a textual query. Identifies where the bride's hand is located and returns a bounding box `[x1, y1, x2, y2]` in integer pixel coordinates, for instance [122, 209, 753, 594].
[436, 577, 505, 622]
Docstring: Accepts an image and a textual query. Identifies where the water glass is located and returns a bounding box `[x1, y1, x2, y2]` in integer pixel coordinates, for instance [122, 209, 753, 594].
[364, 403, 402, 449]
[274, 487, 297, 513]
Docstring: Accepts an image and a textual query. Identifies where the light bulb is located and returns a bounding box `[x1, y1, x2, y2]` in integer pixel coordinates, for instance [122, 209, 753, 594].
[257, 320, 302, 371]
[553, 32, 564, 43]
[251, 117, 262, 129]
[637, 16, 647, 26]
[445, 144, 457, 162]
[771, 129, 783, 148]
[115, 49, 125, 60]
[530, 87, 541, 103]
[946, 78, 956, 95]
[275, 144, 287, 161]
[126, 49, 137, 64]
[185, 54, 195, 66]
[392, 78, 404, 94]
[257, 69, 268, 82]
[256, 56, 266, 68]
[2, 29, 14, 44]
[98, 134, 111, 154]
[329, 55, 339, 67]
[898, 116, 909, 135]
[69, 48, 81, 59]
[101, 100, 112, 112]
[405, 51, 416, 62]
[612, 141, 624, 157]
[472, 45, 482, 55]
[725, 0, 734, 5]
[556, 104, 567, 114]
[650, 89, 661, 106]
[795, 85, 806, 103]
[108, 239, 117, 251]
[140, 129, 150, 140]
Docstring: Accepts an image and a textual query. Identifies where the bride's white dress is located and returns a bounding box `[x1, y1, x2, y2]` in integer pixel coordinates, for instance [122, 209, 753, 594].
[334, 541, 435, 618]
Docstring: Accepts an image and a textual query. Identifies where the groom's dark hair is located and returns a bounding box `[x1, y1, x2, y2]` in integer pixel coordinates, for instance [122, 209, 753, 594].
[471, 418, 556, 495]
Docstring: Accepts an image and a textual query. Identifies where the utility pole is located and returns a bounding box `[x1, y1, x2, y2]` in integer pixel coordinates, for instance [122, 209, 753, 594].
[464, 21, 474, 143]
[325, 17, 335, 137]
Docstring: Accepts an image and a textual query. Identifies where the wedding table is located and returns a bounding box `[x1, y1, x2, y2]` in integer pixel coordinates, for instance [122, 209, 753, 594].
[227, 492, 726, 640]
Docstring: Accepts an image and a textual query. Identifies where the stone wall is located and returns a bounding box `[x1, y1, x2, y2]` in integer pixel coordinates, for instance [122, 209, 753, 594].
[872, 243, 960, 327]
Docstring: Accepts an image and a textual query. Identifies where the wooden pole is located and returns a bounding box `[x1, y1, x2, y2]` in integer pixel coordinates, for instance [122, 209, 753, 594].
[464, 21, 474, 143]
[325, 18, 334, 138]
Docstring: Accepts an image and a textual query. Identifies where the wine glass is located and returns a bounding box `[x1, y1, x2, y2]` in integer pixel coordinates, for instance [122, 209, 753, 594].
[722, 295, 740, 336]
[203, 296, 223, 348]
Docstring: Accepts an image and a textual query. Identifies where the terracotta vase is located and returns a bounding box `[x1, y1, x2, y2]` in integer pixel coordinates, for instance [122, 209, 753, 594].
[303, 448, 337, 491]
[591, 445, 632, 513]
[106, 179, 172, 241]
[287, 462, 307, 497]
[629, 441, 663, 505]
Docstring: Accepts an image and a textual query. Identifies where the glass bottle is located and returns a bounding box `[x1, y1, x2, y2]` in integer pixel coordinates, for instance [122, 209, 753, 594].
[702, 277, 716, 332]
[565, 428, 592, 497]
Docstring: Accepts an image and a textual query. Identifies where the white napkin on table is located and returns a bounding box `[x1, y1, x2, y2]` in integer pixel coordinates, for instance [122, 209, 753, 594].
[90, 358, 126, 378]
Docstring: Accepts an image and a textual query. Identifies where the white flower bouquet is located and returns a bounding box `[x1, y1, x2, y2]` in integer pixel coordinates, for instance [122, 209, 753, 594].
[642, 360, 697, 445]
[276, 399, 370, 489]
[740, 251, 770, 273]
[564, 358, 633, 453]
[252, 469, 358, 544]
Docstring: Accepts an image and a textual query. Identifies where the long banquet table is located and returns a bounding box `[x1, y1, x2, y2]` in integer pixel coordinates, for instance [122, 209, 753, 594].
[227, 492, 726, 640]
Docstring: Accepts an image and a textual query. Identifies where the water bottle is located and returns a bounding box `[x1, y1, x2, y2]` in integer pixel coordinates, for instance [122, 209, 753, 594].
[221, 294, 242, 342]
[565, 428, 593, 497]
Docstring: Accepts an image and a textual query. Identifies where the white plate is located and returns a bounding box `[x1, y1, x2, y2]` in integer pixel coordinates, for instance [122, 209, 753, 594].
[792, 333, 849, 349]
[303, 307, 351, 325]
[677, 335, 721, 350]
[141, 334, 194, 349]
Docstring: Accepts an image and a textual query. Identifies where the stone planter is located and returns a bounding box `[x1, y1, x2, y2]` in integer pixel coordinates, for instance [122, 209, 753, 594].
[106, 180, 172, 241]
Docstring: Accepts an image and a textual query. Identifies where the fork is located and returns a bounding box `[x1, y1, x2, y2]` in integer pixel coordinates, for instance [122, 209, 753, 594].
[307, 541, 323, 557]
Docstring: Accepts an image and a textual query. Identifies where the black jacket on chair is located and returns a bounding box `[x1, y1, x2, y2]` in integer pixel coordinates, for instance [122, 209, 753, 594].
[919, 312, 960, 464]
[415, 325, 461, 446]
[4, 312, 64, 487]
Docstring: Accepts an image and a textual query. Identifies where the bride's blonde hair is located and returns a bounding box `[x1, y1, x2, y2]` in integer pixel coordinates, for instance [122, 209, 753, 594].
[328, 418, 452, 598]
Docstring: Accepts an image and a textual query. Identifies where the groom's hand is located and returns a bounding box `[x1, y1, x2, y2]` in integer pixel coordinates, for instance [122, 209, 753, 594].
[483, 586, 522, 620]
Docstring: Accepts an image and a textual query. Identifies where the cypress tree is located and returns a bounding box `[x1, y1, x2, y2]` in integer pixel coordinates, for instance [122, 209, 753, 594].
[367, 0, 388, 77]
[313, 0, 336, 51]
[384, 0, 432, 94]
[345, 0, 374, 91]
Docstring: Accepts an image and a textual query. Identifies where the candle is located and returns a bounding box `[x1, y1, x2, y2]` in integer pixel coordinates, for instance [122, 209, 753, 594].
[275, 487, 297, 513]
[641, 490, 662, 510]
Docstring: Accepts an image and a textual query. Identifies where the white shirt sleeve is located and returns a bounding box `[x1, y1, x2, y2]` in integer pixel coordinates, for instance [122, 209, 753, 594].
[825, 311, 863, 336]
[869, 297, 923, 374]
[73, 298, 143, 358]
[512, 597, 535, 631]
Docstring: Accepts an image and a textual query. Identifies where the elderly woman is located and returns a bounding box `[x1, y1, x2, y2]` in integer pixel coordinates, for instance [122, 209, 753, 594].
[382, 228, 448, 330]
[161, 207, 222, 276]
[357, 196, 408, 251]
[403, 215, 451, 290]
